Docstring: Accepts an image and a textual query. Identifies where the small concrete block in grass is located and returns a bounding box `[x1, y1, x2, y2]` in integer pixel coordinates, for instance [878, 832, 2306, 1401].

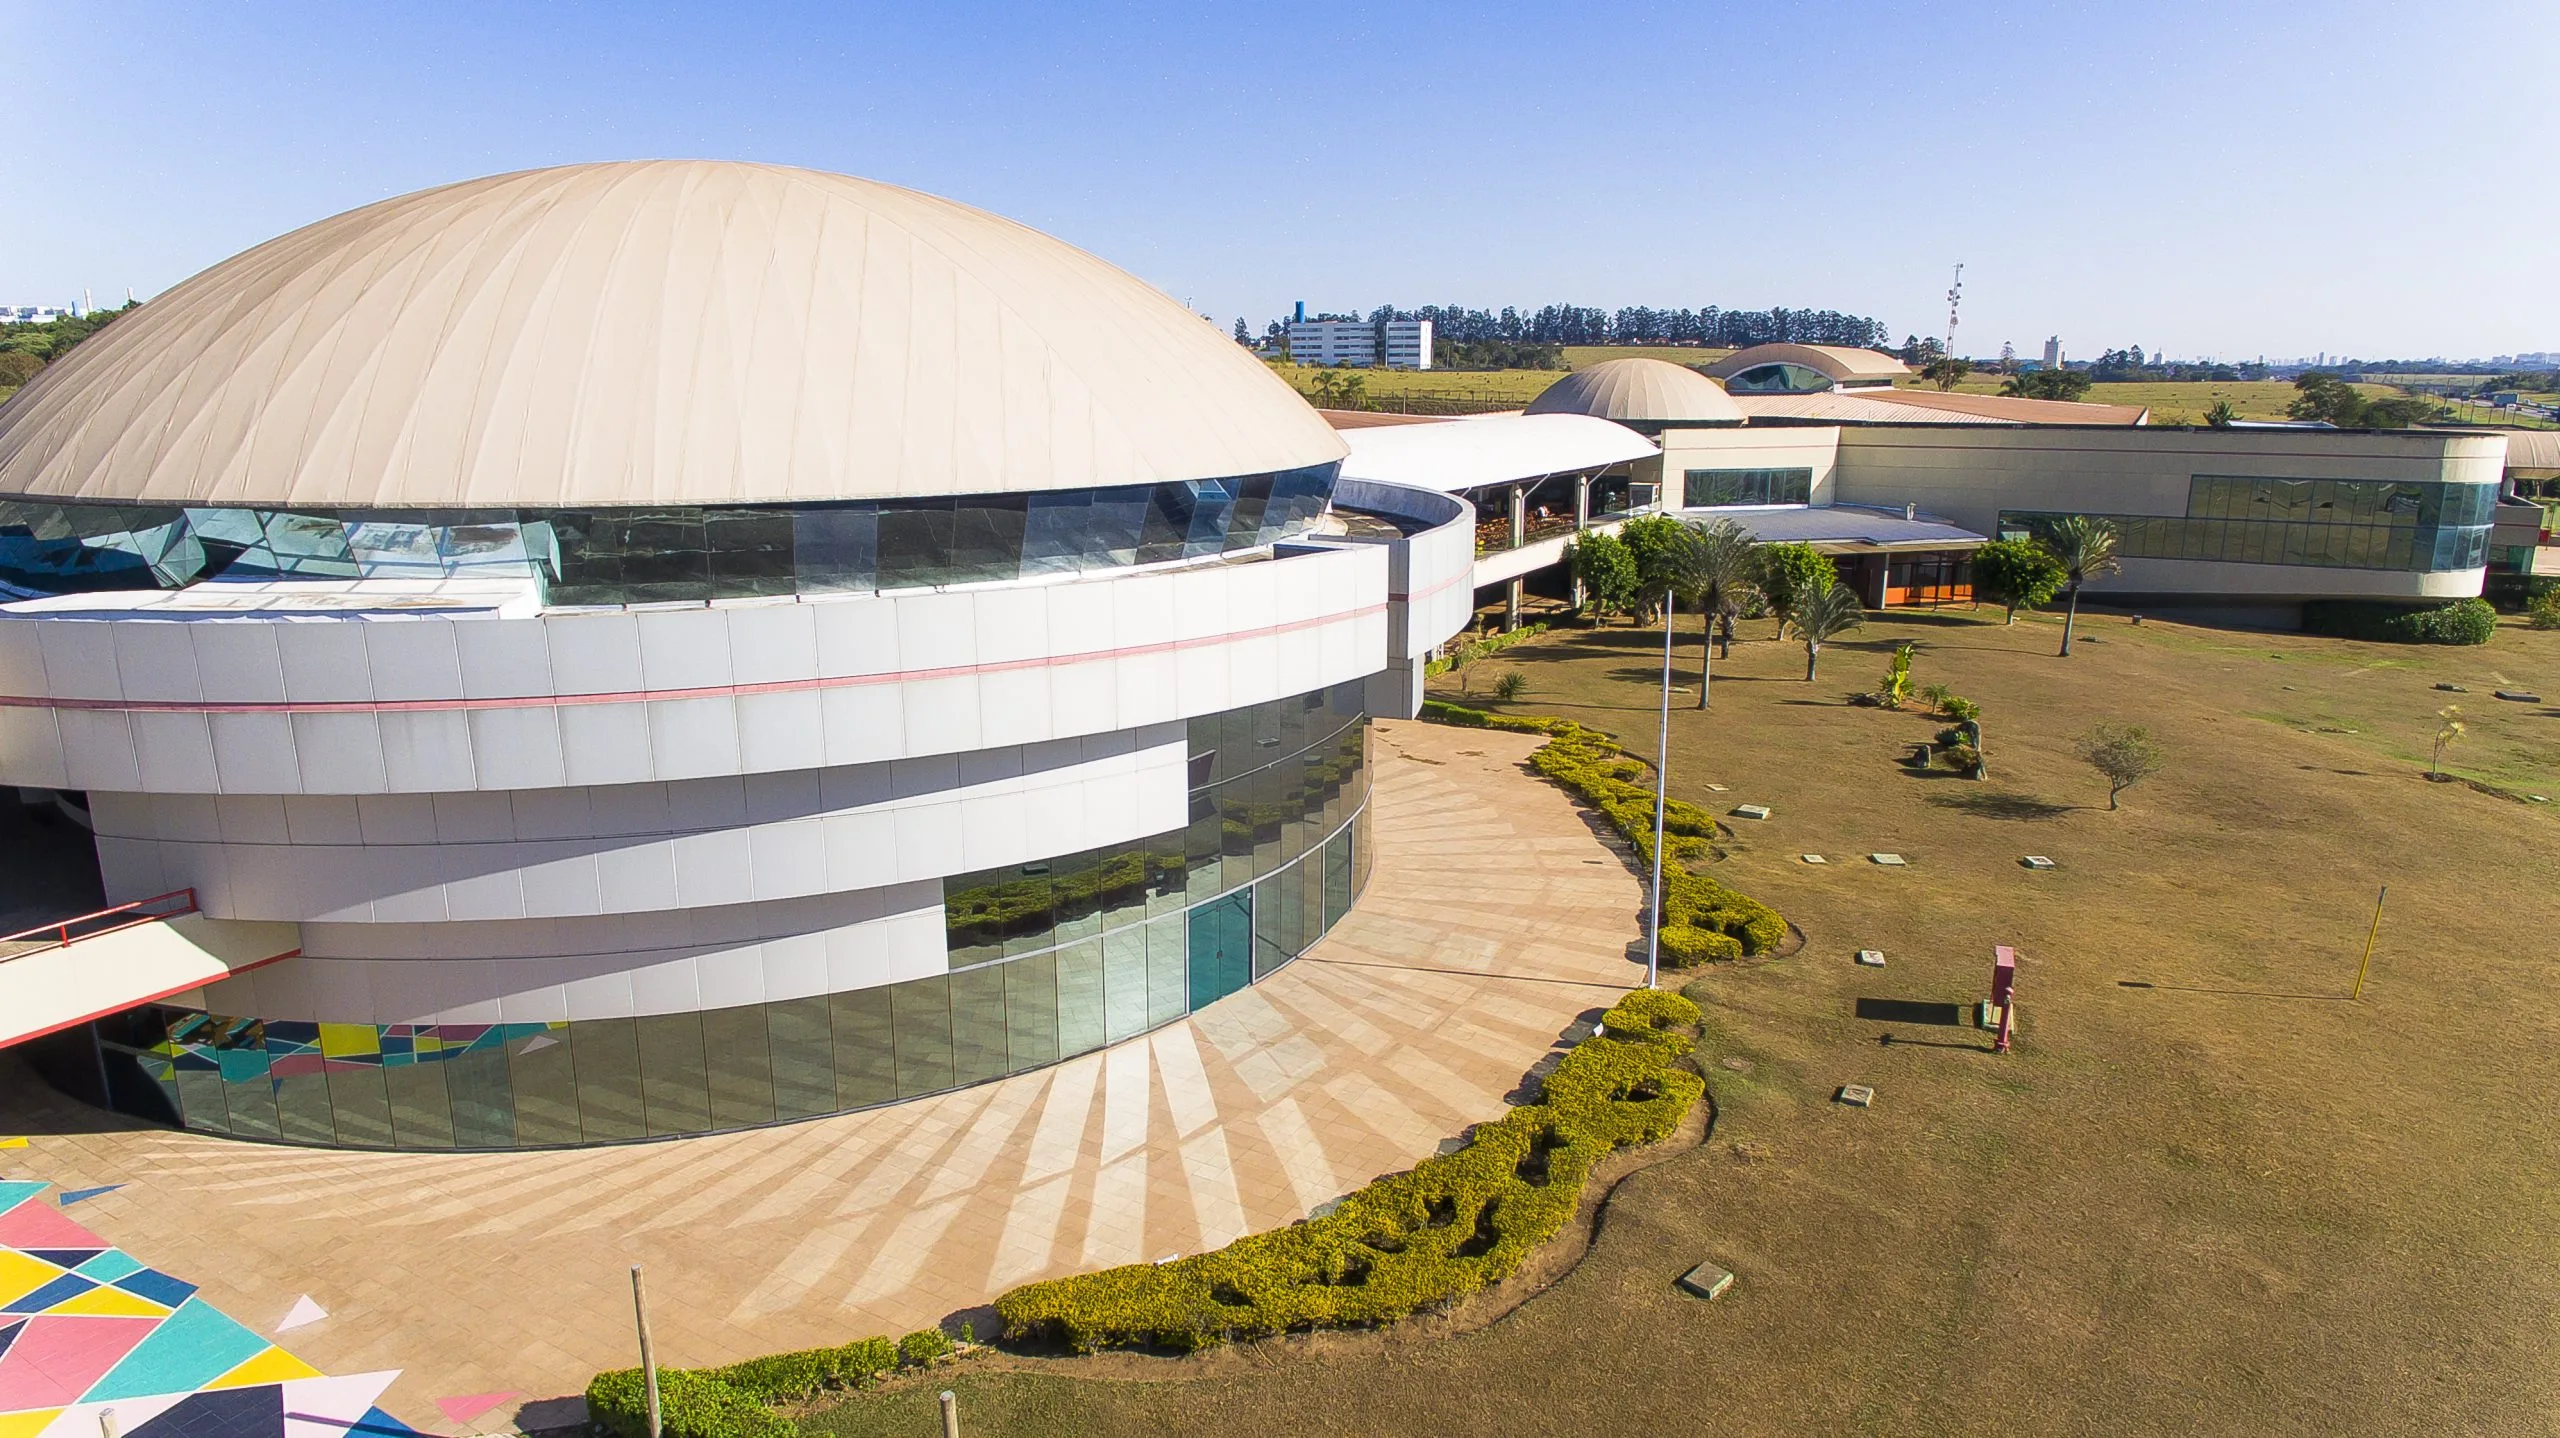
[1705, 783, 1730, 792]
[1869, 853, 1907, 866]
[1677, 1261, 1736, 1300]
[1855, 949, 1886, 967]
[2495, 690, 2542, 703]
[1800, 853, 1827, 864]
[2021, 855, 2058, 870]
[1836, 1084, 1875, 1108]
[1732, 804, 1772, 820]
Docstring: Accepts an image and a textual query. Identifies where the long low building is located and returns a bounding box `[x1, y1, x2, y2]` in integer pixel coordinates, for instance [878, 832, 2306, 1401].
[1376, 356, 2516, 623]
[0, 162, 1477, 1150]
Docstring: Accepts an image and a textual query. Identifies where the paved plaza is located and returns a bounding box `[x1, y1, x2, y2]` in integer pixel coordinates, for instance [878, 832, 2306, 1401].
[0, 721, 1640, 1433]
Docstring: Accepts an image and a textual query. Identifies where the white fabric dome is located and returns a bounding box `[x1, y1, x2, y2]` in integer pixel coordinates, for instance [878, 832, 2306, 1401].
[0, 161, 1345, 509]
[1524, 357, 1743, 426]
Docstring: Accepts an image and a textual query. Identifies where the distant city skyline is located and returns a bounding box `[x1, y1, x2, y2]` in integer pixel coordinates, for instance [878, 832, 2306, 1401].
[5, 1, 2556, 360]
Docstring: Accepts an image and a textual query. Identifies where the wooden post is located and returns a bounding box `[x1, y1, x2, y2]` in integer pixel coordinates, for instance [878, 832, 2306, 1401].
[632, 1266, 661, 1438]
[939, 1390, 960, 1438]
[2352, 886, 2387, 1000]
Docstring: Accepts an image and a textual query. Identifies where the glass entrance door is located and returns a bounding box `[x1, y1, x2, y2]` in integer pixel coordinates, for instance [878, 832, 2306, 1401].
[1186, 889, 1253, 1012]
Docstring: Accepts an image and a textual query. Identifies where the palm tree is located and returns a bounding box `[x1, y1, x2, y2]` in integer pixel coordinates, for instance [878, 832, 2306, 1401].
[2035, 516, 2122, 657]
[1651, 519, 1762, 708]
[1784, 577, 1865, 681]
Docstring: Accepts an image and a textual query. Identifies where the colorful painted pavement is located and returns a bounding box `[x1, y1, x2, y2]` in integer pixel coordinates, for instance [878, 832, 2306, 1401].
[0, 1182, 410, 1438]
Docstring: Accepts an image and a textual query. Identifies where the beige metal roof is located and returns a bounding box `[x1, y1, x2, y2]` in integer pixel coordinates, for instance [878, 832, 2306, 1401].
[0, 161, 1346, 509]
[1524, 358, 1743, 425]
[1728, 392, 2016, 425]
[1860, 388, 2151, 425]
[2500, 428, 2560, 473]
[1699, 344, 1912, 385]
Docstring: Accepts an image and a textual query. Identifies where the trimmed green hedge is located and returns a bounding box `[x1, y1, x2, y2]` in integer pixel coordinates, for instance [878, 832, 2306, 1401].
[1425, 621, 1552, 677]
[994, 989, 1704, 1352]
[1421, 701, 1787, 963]
[586, 1334, 915, 1438]
[2302, 597, 2497, 645]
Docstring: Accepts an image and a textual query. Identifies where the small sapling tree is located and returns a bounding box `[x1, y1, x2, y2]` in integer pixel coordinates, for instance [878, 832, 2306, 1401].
[2076, 721, 2165, 810]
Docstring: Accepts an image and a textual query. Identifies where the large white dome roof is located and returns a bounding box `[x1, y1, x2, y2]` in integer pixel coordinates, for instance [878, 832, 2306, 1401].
[0, 161, 1345, 510]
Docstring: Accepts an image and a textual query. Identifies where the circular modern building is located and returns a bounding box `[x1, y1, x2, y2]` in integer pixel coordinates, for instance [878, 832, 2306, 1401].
[0, 162, 1475, 1149]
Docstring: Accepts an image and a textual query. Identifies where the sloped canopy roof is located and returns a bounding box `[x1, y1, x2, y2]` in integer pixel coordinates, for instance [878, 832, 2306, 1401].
[0, 161, 1345, 509]
[1699, 344, 1912, 386]
[1337, 413, 1659, 493]
[1524, 358, 1742, 425]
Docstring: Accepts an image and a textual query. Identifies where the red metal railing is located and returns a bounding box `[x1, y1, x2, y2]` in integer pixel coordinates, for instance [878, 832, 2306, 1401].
[0, 888, 198, 959]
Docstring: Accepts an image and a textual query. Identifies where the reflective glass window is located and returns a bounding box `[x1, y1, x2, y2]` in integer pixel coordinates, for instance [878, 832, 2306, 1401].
[828, 988, 899, 1110]
[1003, 953, 1060, 1075]
[636, 1011, 713, 1136]
[950, 964, 1011, 1086]
[1061, 937, 1113, 1053]
[768, 996, 840, 1118]
[570, 1018, 646, 1142]
[445, 1045, 517, 1148]
[792, 506, 878, 593]
[702, 1006, 779, 1130]
[891, 976, 956, 1097]
[384, 1063, 456, 1149]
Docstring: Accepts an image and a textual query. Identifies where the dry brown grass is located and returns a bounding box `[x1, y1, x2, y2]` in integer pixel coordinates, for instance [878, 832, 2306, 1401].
[804, 608, 2560, 1437]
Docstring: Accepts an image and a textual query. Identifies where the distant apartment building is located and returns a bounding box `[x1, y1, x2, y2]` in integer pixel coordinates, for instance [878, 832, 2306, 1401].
[1, 306, 77, 326]
[2041, 336, 2061, 368]
[1288, 317, 1434, 369]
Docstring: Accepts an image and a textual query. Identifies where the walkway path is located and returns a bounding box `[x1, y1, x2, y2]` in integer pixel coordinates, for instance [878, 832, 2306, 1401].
[0, 721, 1641, 1433]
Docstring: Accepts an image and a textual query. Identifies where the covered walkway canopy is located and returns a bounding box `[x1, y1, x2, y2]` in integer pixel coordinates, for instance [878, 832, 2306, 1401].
[1336, 412, 1659, 493]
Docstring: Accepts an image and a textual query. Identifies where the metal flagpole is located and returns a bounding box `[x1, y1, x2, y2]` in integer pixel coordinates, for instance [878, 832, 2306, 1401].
[632, 1266, 661, 1438]
[2352, 885, 2387, 1000]
[1648, 591, 1673, 991]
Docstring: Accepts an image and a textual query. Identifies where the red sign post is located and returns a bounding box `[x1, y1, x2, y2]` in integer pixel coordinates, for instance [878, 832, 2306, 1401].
[1991, 946, 2018, 1053]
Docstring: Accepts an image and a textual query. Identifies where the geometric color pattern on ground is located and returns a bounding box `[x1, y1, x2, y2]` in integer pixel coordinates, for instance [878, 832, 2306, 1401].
[0, 1181, 411, 1438]
[0, 723, 1641, 1432]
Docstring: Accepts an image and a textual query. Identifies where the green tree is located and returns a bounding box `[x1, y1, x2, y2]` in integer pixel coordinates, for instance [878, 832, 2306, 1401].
[1649, 518, 1761, 708]
[2076, 722, 2164, 809]
[1969, 537, 2066, 624]
[1757, 542, 1836, 631]
[1568, 530, 1638, 622]
[0, 352, 40, 388]
[1232, 317, 1252, 346]
[2001, 368, 2093, 402]
[1617, 514, 1688, 622]
[1785, 577, 1864, 680]
[1920, 356, 1970, 391]
[2032, 516, 2121, 657]
[2203, 399, 2238, 427]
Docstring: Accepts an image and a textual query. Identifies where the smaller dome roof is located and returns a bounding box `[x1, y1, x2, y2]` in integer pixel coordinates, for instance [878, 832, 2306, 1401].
[1524, 358, 1742, 425]
[1699, 344, 1911, 386]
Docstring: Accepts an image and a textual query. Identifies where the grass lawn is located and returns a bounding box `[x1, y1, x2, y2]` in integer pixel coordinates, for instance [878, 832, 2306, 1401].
[1267, 362, 1559, 408]
[1560, 344, 1734, 369]
[801, 607, 2559, 1437]
[1891, 376, 2419, 425]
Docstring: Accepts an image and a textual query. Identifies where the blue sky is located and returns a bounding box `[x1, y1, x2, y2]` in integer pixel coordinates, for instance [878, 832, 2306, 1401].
[8, 1, 2556, 361]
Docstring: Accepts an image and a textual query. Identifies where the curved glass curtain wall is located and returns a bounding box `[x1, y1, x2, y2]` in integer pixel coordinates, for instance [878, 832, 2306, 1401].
[93, 681, 1376, 1151]
[0, 463, 1338, 602]
[1999, 475, 2497, 574]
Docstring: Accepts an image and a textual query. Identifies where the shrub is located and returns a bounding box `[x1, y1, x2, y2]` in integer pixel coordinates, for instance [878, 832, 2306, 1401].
[1491, 671, 1528, 703]
[2302, 597, 2496, 645]
[1943, 696, 1982, 722]
[1918, 682, 1956, 713]
[1935, 742, 1981, 773]
[2528, 589, 2560, 631]
[2485, 572, 2560, 612]
[994, 990, 1704, 1352]
[586, 1367, 793, 1438]
[1424, 622, 1551, 678]
[897, 1328, 953, 1366]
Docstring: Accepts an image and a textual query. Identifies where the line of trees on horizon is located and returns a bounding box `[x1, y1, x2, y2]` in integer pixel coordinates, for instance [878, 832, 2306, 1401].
[1260, 303, 1893, 354]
